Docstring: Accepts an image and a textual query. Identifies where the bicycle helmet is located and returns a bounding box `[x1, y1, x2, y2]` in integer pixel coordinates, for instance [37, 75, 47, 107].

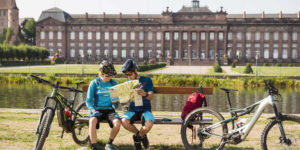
[121, 59, 138, 73]
[99, 60, 117, 76]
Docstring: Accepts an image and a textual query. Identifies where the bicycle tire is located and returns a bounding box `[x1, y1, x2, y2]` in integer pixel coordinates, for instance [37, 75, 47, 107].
[72, 102, 90, 145]
[261, 114, 300, 150]
[181, 108, 228, 150]
[33, 109, 54, 150]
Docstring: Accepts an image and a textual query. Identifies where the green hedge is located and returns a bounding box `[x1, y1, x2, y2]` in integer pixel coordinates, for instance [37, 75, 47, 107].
[0, 61, 51, 66]
[138, 63, 167, 72]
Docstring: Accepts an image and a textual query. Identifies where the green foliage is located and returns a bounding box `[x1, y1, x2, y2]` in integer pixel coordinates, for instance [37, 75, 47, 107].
[5, 27, 13, 43]
[263, 63, 269, 66]
[0, 28, 7, 43]
[24, 19, 36, 45]
[275, 63, 281, 67]
[138, 63, 166, 72]
[231, 62, 236, 68]
[213, 63, 222, 73]
[244, 63, 254, 74]
[288, 64, 294, 67]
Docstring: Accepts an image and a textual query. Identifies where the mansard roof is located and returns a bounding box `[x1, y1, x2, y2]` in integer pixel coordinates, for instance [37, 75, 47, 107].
[38, 7, 71, 22]
[177, 6, 212, 13]
[228, 13, 298, 19]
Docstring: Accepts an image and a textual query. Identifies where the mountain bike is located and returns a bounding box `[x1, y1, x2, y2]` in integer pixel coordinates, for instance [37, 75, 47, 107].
[181, 83, 300, 150]
[31, 75, 90, 150]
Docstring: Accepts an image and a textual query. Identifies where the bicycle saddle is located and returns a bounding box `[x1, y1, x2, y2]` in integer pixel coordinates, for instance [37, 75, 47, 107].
[220, 88, 238, 92]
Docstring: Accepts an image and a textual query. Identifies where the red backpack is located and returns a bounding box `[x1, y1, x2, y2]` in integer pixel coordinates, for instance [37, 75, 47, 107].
[181, 92, 207, 120]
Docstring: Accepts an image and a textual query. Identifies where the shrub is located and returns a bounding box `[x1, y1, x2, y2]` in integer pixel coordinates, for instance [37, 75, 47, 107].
[64, 60, 69, 64]
[231, 59, 238, 68]
[244, 63, 253, 74]
[76, 60, 81, 64]
[263, 63, 269, 66]
[275, 63, 281, 67]
[288, 63, 294, 67]
[213, 63, 222, 73]
[138, 63, 166, 72]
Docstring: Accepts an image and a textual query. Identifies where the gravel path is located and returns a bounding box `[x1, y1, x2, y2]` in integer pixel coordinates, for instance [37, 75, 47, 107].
[151, 66, 241, 75]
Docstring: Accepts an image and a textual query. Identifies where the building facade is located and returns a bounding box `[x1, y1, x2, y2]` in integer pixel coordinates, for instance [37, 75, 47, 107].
[0, 0, 19, 42]
[36, 0, 300, 65]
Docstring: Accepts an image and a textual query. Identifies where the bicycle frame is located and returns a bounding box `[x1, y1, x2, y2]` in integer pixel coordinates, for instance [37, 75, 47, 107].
[203, 95, 278, 141]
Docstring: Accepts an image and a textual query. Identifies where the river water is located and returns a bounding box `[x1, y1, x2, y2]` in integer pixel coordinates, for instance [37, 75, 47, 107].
[0, 84, 299, 114]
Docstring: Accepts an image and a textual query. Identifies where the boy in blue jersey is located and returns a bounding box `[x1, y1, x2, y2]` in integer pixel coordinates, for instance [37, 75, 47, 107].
[121, 59, 154, 150]
[86, 60, 121, 150]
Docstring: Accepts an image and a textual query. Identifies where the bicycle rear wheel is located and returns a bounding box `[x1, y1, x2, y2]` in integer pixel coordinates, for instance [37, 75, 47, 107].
[181, 108, 228, 150]
[261, 114, 300, 150]
[72, 102, 90, 145]
[33, 109, 54, 150]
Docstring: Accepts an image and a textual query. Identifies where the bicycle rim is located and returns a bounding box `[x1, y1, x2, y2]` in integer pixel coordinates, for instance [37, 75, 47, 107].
[72, 102, 90, 145]
[181, 108, 228, 150]
[262, 115, 300, 150]
[33, 109, 54, 150]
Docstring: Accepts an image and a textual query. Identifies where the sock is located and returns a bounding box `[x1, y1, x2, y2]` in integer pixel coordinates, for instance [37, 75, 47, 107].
[91, 143, 97, 148]
[107, 138, 113, 145]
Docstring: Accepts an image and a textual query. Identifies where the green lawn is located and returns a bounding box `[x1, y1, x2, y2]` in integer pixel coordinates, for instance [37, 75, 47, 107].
[231, 66, 300, 76]
[0, 65, 122, 74]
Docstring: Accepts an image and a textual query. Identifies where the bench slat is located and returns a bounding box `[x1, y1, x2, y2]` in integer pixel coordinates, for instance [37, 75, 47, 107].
[77, 117, 213, 125]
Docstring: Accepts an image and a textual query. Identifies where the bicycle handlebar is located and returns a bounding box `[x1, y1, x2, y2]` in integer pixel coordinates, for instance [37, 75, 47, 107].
[30, 75, 83, 93]
[266, 82, 279, 96]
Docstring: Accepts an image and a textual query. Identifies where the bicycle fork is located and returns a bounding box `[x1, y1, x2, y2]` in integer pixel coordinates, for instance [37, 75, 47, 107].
[272, 104, 291, 145]
[35, 96, 55, 134]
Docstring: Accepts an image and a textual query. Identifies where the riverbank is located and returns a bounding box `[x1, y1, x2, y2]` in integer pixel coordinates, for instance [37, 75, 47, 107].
[1, 109, 299, 150]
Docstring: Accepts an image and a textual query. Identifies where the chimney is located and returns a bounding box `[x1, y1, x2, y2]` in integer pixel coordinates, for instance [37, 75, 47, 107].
[261, 11, 265, 18]
[243, 11, 246, 18]
[85, 12, 88, 19]
[103, 12, 106, 19]
[279, 11, 282, 18]
[120, 12, 122, 18]
[297, 11, 300, 18]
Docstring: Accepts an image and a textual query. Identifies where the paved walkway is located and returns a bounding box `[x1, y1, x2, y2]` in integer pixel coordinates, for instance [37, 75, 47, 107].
[151, 66, 241, 75]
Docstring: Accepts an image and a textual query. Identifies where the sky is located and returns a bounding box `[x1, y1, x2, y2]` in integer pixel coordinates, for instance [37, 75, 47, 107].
[16, 0, 300, 20]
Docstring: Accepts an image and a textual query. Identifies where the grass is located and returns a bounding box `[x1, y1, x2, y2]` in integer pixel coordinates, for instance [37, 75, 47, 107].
[231, 66, 300, 76]
[206, 67, 227, 75]
[1, 110, 299, 150]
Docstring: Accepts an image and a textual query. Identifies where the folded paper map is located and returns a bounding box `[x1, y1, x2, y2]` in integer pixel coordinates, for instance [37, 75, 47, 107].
[109, 80, 143, 106]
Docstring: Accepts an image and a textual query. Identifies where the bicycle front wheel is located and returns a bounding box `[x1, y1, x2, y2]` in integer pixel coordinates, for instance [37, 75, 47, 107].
[181, 108, 228, 150]
[261, 114, 300, 150]
[72, 102, 90, 145]
[33, 108, 54, 150]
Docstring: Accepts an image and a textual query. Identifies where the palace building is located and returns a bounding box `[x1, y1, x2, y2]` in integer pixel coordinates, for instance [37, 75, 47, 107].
[36, 0, 300, 65]
[0, 0, 19, 43]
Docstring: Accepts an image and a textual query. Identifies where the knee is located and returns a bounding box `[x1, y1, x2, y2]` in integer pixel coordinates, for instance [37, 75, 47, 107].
[121, 118, 130, 126]
[113, 119, 121, 128]
[89, 117, 98, 126]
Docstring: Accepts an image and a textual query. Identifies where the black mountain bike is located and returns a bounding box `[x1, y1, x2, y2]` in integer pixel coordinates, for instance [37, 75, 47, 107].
[31, 75, 90, 150]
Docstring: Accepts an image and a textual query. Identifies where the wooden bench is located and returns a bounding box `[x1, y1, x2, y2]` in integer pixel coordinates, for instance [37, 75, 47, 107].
[79, 85, 213, 125]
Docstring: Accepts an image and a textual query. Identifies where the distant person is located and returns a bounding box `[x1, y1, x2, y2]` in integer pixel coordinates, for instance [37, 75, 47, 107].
[121, 59, 155, 150]
[86, 60, 121, 150]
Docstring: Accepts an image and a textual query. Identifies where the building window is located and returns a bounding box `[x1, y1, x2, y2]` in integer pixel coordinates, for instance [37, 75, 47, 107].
[49, 31, 53, 40]
[70, 32, 75, 40]
[236, 50, 242, 59]
[255, 32, 260, 40]
[87, 32, 92, 40]
[70, 42, 75, 47]
[79, 32, 84, 40]
[218, 32, 223, 40]
[183, 32, 188, 40]
[218, 50, 224, 59]
[128, 32, 134, 40]
[227, 48, 232, 58]
[165, 32, 170, 40]
[49, 42, 53, 47]
[105, 32, 109, 40]
[139, 49, 144, 58]
[292, 32, 297, 41]
[79, 49, 83, 57]
[264, 49, 269, 59]
[148, 49, 153, 58]
[174, 49, 178, 59]
[292, 49, 297, 59]
[209, 49, 215, 60]
[209, 32, 214, 40]
[274, 32, 279, 41]
[156, 32, 161, 40]
[139, 32, 144, 40]
[40, 42, 45, 46]
[192, 32, 197, 41]
[57, 42, 62, 47]
[96, 32, 101, 40]
[228, 32, 232, 40]
[96, 49, 100, 58]
[87, 49, 92, 58]
[148, 32, 153, 41]
[192, 49, 196, 59]
[57, 48, 62, 57]
[156, 49, 161, 58]
[57, 32, 62, 40]
[130, 49, 135, 58]
[201, 32, 206, 40]
[264, 32, 269, 41]
[237, 32, 242, 41]
[246, 32, 251, 41]
[113, 32, 118, 40]
[121, 32, 126, 40]
[246, 49, 251, 59]
[104, 49, 109, 57]
[200, 50, 205, 59]
[70, 49, 75, 58]
[41, 32, 45, 40]
[113, 49, 118, 58]
[283, 32, 288, 41]
[174, 32, 179, 40]
[273, 49, 278, 59]
[121, 49, 126, 58]
[282, 49, 288, 59]
[164, 49, 170, 59]
[182, 49, 188, 59]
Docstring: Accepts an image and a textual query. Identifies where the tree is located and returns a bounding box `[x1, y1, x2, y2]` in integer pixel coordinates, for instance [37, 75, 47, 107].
[244, 63, 254, 74]
[213, 63, 223, 73]
[24, 19, 36, 45]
